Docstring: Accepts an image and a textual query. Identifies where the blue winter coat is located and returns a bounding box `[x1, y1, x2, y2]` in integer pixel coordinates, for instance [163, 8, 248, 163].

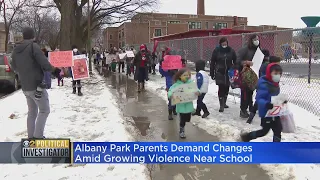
[159, 68, 174, 90]
[256, 76, 280, 118]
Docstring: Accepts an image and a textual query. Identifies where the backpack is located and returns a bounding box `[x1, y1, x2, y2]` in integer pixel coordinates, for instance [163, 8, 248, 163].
[240, 66, 258, 91]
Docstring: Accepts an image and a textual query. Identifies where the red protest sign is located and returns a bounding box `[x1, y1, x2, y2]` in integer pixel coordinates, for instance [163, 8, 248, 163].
[162, 55, 182, 70]
[71, 57, 89, 80]
[49, 51, 73, 67]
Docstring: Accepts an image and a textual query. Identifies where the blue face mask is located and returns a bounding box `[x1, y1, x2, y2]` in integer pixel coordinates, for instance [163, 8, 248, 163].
[272, 74, 281, 82]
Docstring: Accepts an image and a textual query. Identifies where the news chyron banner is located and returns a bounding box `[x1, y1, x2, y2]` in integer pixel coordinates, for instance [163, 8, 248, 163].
[0, 139, 71, 163]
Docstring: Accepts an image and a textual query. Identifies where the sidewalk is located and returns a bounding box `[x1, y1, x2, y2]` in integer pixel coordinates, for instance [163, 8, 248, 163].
[146, 66, 320, 180]
[0, 71, 147, 180]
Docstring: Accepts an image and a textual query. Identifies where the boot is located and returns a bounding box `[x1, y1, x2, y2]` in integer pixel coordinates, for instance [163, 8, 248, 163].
[58, 81, 60, 86]
[273, 136, 281, 142]
[246, 112, 256, 124]
[179, 127, 186, 138]
[240, 110, 249, 118]
[72, 87, 76, 94]
[61, 79, 64, 86]
[77, 87, 83, 96]
[192, 106, 201, 116]
[137, 83, 141, 92]
[224, 96, 229, 108]
[173, 106, 177, 115]
[218, 97, 225, 112]
[168, 109, 173, 120]
[202, 104, 210, 118]
[240, 132, 251, 142]
[141, 82, 145, 91]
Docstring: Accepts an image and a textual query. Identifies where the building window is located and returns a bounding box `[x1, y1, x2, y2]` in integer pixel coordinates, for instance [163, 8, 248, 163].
[109, 35, 112, 39]
[189, 15, 198, 18]
[119, 42, 121, 48]
[205, 22, 209, 29]
[110, 44, 113, 48]
[122, 31, 124, 37]
[122, 41, 125, 47]
[168, 21, 180, 24]
[167, 14, 177, 18]
[240, 24, 245, 26]
[154, 29, 162, 37]
[119, 32, 121, 39]
[188, 22, 201, 30]
[215, 22, 227, 30]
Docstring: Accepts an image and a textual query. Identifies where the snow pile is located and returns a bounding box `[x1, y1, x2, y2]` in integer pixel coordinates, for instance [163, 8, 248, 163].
[0, 71, 147, 180]
[145, 71, 320, 180]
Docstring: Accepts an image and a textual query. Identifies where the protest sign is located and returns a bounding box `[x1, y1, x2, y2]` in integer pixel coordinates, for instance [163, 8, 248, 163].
[119, 53, 127, 59]
[162, 55, 183, 70]
[265, 94, 289, 117]
[49, 51, 73, 67]
[71, 55, 89, 80]
[126, 51, 135, 58]
[170, 82, 199, 105]
[106, 54, 116, 64]
[251, 47, 264, 77]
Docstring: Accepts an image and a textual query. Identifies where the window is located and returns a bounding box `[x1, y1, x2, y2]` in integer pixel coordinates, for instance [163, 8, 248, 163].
[168, 21, 180, 24]
[0, 55, 4, 65]
[205, 22, 209, 29]
[109, 35, 113, 39]
[240, 24, 245, 26]
[189, 15, 198, 18]
[110, 44, 113, 48]
[215, 22, 227, 30]
[122, 41, 125, 47]
[119, 43, 121, 48]
[119, 32, 121, 39]
[167, 14, 177, 18]
[154, 29, 162, 37]
[122, 31, 124, 37]
[188, 22, 201, 30]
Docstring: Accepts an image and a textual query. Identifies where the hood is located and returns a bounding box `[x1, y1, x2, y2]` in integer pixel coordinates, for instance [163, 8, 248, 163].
[265, 63, 279, 86]
[13, 40, 34, 54]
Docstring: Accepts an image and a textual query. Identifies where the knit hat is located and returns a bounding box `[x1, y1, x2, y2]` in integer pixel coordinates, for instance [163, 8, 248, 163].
[22, 27, 35, 40]
[140, 44, 146, 51]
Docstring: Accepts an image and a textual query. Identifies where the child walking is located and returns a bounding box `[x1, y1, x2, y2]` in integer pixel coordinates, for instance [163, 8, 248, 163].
[168, 68, 200, 138]
[241, 63, 284, 142]
[193, 60, 210, 118]
[160, 66, 178, 120]
[246, 55, 281, 124]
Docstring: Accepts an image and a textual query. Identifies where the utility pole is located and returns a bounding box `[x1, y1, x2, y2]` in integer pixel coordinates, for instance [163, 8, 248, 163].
[87, 0, 92, 74]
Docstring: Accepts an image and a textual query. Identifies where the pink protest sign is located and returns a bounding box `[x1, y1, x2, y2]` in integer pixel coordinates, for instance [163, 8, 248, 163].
[49, 51, 73, 67]
[162, 55, 182, 70]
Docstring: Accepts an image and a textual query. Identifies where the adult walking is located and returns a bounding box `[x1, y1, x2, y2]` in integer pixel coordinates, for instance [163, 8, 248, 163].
[236, 34, 260, 118]
[210, 37, 237, 112]
[11, 27, 60, 139]
[69, 45, 83, 96]
[133, 44, 151, 92]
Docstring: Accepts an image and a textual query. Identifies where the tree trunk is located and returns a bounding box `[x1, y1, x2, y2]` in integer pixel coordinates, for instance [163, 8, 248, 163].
[59, 0, 74, 50]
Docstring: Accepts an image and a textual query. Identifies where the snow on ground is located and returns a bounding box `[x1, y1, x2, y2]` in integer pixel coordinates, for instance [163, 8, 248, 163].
[0, 71, 148, 180]
[280, 58, 320, 64]
[146, 66, 320, 180]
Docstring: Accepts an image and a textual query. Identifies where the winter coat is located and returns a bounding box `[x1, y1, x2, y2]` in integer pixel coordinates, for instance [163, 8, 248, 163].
[168, 79, 197, 114]
[256, 64, 280, 118]
[159, 68, 176, 90]
[133, 51, 151, 81]
[210, 46, 237, 85]
[196, 70, 209, 93]
[236, 45, 257, 72]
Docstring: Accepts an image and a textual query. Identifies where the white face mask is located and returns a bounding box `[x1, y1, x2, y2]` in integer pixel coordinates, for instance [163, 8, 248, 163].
[271, 74, 281, 82]
[222, 45, 227, 48]
[253, 40, 259, 46]
[73, 48, 78, 53]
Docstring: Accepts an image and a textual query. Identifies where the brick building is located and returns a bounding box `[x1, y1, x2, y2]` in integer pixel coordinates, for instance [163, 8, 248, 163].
[103, 0, 290, 50]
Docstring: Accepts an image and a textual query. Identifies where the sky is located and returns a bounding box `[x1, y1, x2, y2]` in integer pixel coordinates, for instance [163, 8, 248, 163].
[157, 0, 320, 28]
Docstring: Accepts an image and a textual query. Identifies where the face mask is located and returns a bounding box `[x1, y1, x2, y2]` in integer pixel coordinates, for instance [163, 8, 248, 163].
[253, 40, 259, 46]
[222, 45, 227, 48]
[272, 74, 281, 82]
[73, 49, 78, 53]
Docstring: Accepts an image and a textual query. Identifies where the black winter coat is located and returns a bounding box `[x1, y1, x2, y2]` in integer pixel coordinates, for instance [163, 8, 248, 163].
[210, 46, 237, 85]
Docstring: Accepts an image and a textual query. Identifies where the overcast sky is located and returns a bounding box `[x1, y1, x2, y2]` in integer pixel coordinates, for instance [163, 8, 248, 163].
[157, 0, 320, 28]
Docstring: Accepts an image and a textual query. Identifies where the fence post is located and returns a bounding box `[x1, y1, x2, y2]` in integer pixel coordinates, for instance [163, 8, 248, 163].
[241, 33, 246, 48]
[308, 32, 313, 84]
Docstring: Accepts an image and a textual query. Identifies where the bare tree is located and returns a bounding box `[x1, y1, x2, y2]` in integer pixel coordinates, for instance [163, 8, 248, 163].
[31, 0, 158, 50]
[1, 0, 27, 51]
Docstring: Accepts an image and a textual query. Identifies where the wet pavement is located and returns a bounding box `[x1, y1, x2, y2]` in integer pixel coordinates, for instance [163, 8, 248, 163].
[97, 67, 270, 180]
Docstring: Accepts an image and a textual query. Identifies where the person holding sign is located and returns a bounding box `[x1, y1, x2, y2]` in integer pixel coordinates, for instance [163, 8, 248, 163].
[69, 45, 83, 96]
[241, 63, 284, 142]
[236, 34, 260, 118]
[168, 68, 200, 139]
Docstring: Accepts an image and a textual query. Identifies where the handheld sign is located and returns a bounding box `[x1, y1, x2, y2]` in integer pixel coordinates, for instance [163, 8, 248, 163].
[126, 51, 135, 58]
[49, 51, 73, 67]
[162, 55, 183, 70]
[71, 55, 89, 80]
[265, 94, 289, 117]
[170, 82, 198, 105]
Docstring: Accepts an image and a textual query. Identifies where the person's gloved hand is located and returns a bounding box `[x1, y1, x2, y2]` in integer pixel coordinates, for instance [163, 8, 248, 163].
[266, 103, 274, 110]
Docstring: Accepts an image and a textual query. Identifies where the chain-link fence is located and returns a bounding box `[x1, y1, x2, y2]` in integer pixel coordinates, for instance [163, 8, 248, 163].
[134, 27, 320, 117]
